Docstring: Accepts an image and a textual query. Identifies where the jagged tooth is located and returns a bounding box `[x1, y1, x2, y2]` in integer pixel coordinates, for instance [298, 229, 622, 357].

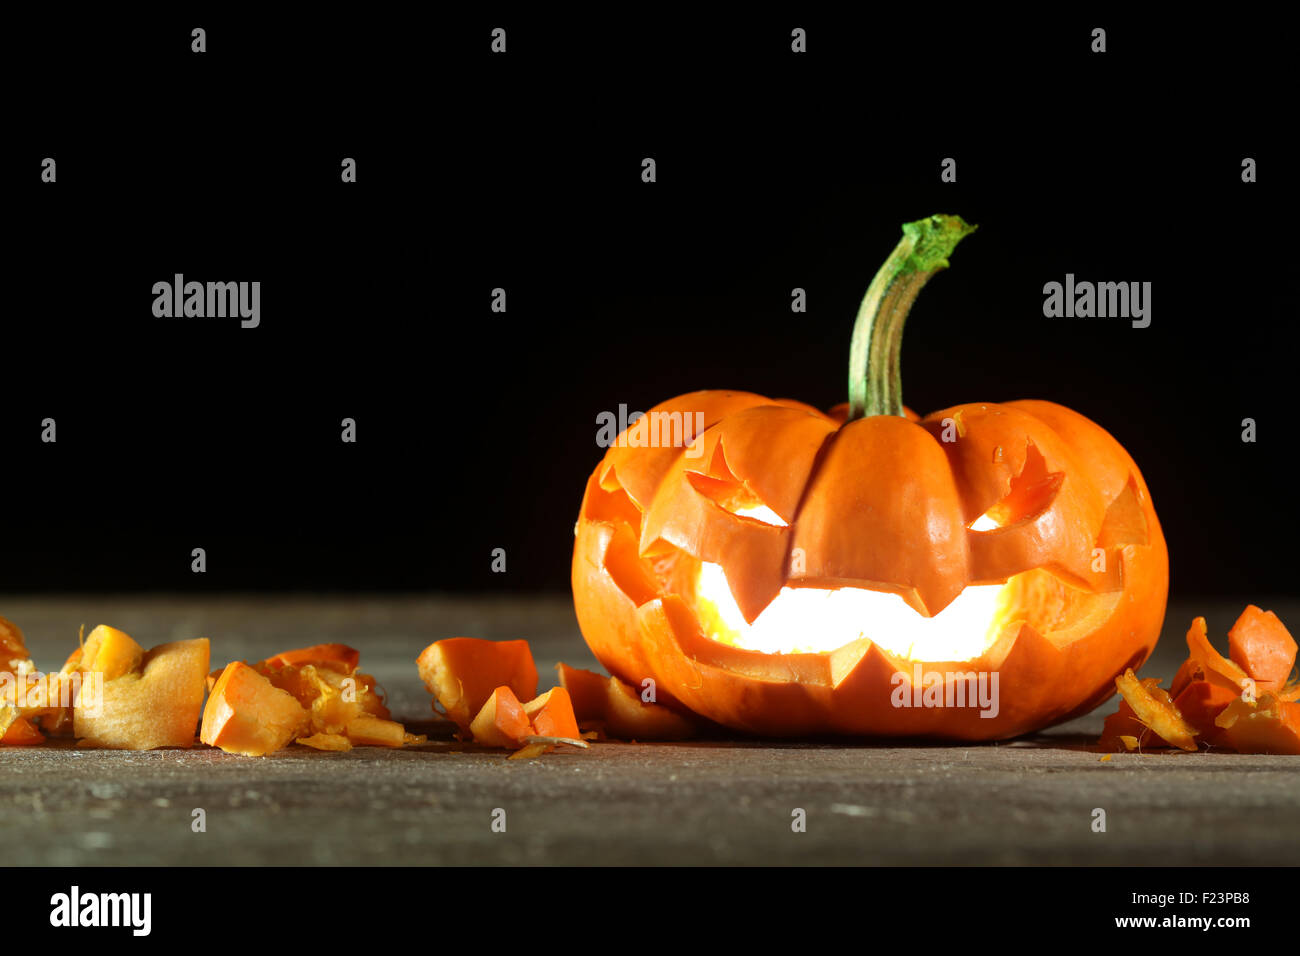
[635, 596, 830, 733]
[830, 639, 904, 690]
[981, 620, 1062, 672]
[975, 623, 1069, 728]
[829, 642, 950, 736]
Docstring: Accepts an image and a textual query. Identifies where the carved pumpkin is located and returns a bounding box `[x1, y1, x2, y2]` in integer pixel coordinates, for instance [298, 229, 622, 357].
[571, 215, 1168, 739]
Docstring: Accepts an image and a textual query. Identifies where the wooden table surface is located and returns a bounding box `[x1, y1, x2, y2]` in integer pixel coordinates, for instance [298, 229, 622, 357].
[2, 594, 1297, 865]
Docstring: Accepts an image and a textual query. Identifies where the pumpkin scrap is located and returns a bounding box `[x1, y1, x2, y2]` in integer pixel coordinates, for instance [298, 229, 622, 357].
[509, 742, 550, 761]
[1171, 677, 1237, 748]
[72, 627, 211, 750]
[0, 615, 27, 666]
[262, 643, 360, 672]
[523, 686, 581, 740]
[1214, 692, 1300, 755]
[556, 663, 697, 740]
[1111, 668, 1197, 751]
[0, 616, 76, 744]
[1097, 698, 1145, 751]
[203, 643, 425, 755]
[0, 715, 44, 746]
[345, 715, 416, 748]
[80, 625, 145, 680]
[465, 683, 589, 757]
[1097, 607, 1300, 755]
[470, 685, 534, 749]
[1, 615, 44, 746]
[201, 661, 309, 756]
[1184, 617, 1251, 694]
[509, 735, 589, 760]
[1227, 606, 1297, 693]
[416, 637, 538, 735]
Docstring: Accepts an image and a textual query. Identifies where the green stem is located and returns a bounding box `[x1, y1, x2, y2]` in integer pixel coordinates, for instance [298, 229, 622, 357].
[847, 214, 977, 421]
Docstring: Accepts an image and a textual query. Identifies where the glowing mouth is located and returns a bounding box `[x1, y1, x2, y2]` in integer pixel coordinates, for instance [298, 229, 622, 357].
[694, 561, 1007, 661]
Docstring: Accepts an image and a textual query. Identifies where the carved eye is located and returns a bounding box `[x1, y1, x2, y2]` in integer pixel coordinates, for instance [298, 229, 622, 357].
[686, 444, 789, 527]
[968, 442, 1063, 531]
[686, 472, 789, 527]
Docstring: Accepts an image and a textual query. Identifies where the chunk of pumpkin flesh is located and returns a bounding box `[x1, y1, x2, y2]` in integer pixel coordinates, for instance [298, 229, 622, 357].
[556, 663, 696, 740]
[1098, 699, 1146, 752]
[260, 663, 376, 734]
[1, 714, 44, 746]
[258, 647, 390, 714]
[1113, 668, 1198, 751]
[1172, 679, 1237, 745]
[252, 647, 412, 745]
[345, 715, 420, 748]
[262, 643, 360, 673]
[523, 687, 581, 740]
[1214, 694, 1300, 755]
[1, 615, 30, 666]
[1186, 617, 1250, 694]
[297, 732, 352, 752]
[1168, 657, 1202, 700]
[521, 687, 587, 753]
[1227, 606, 1298, 691]
[469, 686, 533, 749]
[201, 661, 307, 756]
[1, 632, 83, 737]
[76, 638, 211, 750]
[509, 742, 551, 760]
[79, 625, 145, 681]
[416, 638, 538, 732]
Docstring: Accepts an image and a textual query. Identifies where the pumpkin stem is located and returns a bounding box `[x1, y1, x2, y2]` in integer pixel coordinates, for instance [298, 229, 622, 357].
[847, 214, 977, 420]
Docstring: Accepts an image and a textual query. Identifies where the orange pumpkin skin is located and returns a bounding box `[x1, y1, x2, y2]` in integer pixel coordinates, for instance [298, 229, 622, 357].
[572, 390, 1168, 740]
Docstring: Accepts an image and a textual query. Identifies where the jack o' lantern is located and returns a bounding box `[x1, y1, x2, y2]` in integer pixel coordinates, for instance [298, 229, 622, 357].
[571, 215, 1168, 739]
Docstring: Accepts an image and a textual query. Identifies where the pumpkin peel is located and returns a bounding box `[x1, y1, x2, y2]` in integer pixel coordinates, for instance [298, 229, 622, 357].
[202, 661, 309, 756]
[74, 634, 210, 751]
[469, 685, 534, 749]
[1227, 605, 1297, 692]
[466, 683, 591, 757]
[203, 644, 422, 755]
[1098, 608, 1300, 755]
[1, 616, 74, 743]
[508, 742, 550, 760]
[1213, 693, 1300, 755]
[297, 732, 353, 752]
[416, 638, 538, 735]
[1110, 669, 1198, 751]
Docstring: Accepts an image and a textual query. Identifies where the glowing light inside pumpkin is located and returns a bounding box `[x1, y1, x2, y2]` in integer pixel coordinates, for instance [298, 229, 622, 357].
[734, 503, 787, 527]
[696, 562, 1006, 661]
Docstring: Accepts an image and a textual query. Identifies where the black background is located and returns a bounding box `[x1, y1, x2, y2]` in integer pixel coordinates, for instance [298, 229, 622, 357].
[2, 10, 1291, 597]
